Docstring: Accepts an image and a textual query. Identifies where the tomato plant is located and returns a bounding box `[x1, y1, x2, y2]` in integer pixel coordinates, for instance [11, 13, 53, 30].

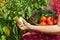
[0, 0, 49, 40]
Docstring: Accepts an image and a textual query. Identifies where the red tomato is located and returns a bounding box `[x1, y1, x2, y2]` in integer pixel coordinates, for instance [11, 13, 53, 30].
[40, 21, 47, 26]
[41, 16, 47, 21]
[53, 19, 58, 24]
[47, 21, 53, 25]
[47, 16, 51, 22]
[51, 16, 54, 21]
[47, 16, 54, 22]
[46, 16, 54, 25]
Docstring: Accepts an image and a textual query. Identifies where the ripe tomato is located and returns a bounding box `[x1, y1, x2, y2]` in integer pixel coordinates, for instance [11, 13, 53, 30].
[41, 16, 47, 21]
[46, 16, 54, 25]
[47, 21, 53, 25]
[40, 21, 47, 26]
[5, 28, 10, 37]
[51, 16, 54, 21]
[47, 16, 51, 22]
[53, 19, 58, 24]
[47, 16, 54, 22]
[3, 27, 10, 37]
[1, 0, 5, 7]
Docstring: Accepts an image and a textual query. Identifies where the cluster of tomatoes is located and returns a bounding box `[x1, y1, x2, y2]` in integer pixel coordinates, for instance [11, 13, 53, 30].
[39, 16, 58, 26]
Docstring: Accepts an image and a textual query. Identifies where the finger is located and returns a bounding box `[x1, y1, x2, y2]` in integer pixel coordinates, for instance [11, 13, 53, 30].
[18, 24, 24, 27]
[20, 17, 30, 26]
[18, 25, 26, 30]
[20, 17, 27, 24]
[19, 27, 25, 30]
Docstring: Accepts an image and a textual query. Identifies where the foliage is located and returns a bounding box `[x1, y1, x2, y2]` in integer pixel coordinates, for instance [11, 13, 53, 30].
[0, 0, 49, 40]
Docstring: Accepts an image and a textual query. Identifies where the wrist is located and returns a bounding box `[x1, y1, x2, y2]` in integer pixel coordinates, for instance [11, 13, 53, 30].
[26, 23, 33, 30]
[28, 24, 34, 30]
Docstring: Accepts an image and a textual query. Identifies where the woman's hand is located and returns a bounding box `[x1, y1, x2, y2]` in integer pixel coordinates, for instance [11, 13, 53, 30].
[17, 17, 31, 30]
[18, 24, 28, 30]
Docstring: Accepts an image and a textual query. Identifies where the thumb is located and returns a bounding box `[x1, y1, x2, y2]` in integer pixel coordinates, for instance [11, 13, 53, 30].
[18, 24, 26, 30]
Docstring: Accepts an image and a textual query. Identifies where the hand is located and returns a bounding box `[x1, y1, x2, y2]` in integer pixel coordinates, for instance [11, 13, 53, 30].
[17, 17, 31, 30]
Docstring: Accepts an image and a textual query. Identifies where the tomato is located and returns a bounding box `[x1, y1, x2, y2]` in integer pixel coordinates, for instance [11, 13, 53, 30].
[17, 19, 23, 25]
[40, 21, 47, 26]
[41, 16, 47, 21]
[51, 16, 55, 21]
[3, 27, 10, 37]
[16, 17, 23, 25]
[1, 0, 5, 7]
[47, 21, 53, 25]
[53, 19, 58, 24]
[46, 16, 54, 25]
[47, 16, 51, 22]
[5, 28, 10, 37]
[47, 16, 54, 22]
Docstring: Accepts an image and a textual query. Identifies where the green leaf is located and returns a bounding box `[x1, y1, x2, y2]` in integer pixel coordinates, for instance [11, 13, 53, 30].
[3, 11, 10, 20]
[0, 8, 2, 14]
[0, 22, 3, 34]
[1, 35, 6, 40]
[3, 26, 8, 33]
[13, 25, 18, 35]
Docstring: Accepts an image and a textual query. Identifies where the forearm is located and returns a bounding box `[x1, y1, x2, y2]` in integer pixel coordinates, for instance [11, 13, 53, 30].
[29, 25, 60, 34]
[58, 16, 60, 27]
